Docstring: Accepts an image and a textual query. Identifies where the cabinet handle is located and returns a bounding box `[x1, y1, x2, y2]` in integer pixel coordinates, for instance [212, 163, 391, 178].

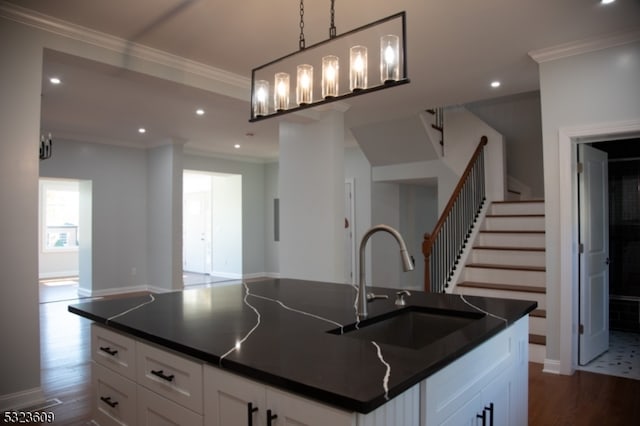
[476, 408, 487, 426]
[485, 402, 494, 426]
[100, 396, 119, 408]
[267, 409, 278, 426]
[99, 346, 118, 356]
[247, 402, 258, 426]
[150, 369, 175, 382]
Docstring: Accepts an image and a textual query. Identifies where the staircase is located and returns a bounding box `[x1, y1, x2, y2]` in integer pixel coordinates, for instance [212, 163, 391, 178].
[455, 200, 546, 364]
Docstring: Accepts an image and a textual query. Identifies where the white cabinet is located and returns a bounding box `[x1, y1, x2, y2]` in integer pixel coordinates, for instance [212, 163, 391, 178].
[422, 316, 529, 426]
[205, 366, 356, 426]
[90, 324, 203, 426]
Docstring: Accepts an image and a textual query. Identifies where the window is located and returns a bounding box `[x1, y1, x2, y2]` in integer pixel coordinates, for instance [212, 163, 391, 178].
[41, 179, 80, 251]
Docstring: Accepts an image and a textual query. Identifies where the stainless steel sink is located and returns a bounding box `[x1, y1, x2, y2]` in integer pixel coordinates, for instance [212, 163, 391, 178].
[328, 307, 484, 350]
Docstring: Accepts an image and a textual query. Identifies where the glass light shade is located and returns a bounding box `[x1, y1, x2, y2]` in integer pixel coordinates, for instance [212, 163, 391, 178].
[322, 55, 339, 98]
[350, 45, 368, 91]
[296, 64, 313, 106]
[253, 80, 269, 117]
[380, 34, 400, 83]
[274, 72, 290, 111]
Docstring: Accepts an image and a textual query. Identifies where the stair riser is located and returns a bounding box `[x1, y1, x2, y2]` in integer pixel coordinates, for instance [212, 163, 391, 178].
[471, 250, 546, 268]
[529, 343, 546, 364]
[491, 202, 545, 215]
[530, 315, 546, 336]
[477, 233, 545, 248]
[482, 216, 545, 232]
[455, 287, 546, 309]
[464, 268, 546, 287]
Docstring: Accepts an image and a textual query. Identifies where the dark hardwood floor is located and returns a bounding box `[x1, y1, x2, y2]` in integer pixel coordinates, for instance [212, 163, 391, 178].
[35, 292, 640, 425]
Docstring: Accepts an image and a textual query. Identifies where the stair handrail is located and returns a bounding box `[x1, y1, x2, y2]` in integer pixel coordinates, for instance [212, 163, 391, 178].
[423, 136, 488, 292]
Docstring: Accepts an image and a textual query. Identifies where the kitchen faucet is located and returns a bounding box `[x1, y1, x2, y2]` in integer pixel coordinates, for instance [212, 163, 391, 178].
[357, 224, 414, 318]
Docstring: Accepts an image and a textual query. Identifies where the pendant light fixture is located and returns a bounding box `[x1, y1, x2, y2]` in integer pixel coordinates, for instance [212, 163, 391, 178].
[249, 1, 409, 122]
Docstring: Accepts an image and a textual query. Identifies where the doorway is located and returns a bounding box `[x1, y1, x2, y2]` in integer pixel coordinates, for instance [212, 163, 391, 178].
[183, 170, 242, 286]
[38, 178, 92, 303]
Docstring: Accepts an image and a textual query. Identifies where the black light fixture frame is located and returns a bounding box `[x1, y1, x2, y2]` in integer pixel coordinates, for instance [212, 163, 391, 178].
[249, 11, 409, 122]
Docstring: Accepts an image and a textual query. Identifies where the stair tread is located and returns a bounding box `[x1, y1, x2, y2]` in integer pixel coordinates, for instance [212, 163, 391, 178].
[473, 245, 545, 252]
[529, 334, 546, 345]
[530, 309, 546, 318]
[492, 200, 545, 204]
[466, 263, 545, 272]
[486, 214, 545, 218]
[458, 281, 546, 294]
[480, 230, 545, 234]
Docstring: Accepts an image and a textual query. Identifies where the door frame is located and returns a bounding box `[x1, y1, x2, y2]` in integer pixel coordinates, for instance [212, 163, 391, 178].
[557, 119, 640, 374]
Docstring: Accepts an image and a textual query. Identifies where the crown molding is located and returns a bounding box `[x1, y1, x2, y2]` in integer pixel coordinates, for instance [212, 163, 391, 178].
[0, 1, 250, 93]
[529, 27, 640, 63]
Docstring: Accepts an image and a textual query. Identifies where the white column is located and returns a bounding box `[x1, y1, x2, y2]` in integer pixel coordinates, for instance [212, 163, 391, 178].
[279, 110, 346, 283]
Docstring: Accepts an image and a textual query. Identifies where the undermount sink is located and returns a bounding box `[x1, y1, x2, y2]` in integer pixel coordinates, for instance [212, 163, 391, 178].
[328, 307, 485, 350]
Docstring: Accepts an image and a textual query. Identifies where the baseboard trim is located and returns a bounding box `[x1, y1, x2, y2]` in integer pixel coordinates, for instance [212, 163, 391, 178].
[0, 387, 45, 412]
[542, 358, 562, 375]
[245, 272, 280, 280]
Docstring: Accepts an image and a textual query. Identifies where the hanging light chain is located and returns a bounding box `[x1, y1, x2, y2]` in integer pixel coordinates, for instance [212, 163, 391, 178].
[329, 0, 337, 38]
[299, 0, 306, 50]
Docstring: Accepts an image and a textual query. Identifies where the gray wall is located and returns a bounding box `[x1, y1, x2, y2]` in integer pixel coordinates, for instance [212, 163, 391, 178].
[467, 91, 544, 198]
[40, 139, 150, 292]
[539, 41, 640, 367]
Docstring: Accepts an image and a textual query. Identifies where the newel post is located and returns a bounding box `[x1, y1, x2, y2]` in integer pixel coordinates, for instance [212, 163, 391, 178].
[422, 232, 432, 292]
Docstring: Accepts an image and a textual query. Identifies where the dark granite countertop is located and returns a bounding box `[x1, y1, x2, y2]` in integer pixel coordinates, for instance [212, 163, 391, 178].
[68, 278, 536, 413]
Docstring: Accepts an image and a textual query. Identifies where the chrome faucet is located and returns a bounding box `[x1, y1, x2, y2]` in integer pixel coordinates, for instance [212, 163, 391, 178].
[357, 224, 414, 318]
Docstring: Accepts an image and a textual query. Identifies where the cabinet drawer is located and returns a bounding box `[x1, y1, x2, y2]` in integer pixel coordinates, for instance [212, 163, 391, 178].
[137, 385, 203, 426]
[93, 362, 137, 426]
[92, 323, 136, 380]
[136, 341, 204, 414]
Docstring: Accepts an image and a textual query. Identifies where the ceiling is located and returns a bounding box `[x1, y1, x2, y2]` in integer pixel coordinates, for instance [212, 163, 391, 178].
[8, 0, 640, 161]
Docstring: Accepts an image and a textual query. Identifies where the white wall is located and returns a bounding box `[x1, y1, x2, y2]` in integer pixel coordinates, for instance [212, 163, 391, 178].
[538, 41, 640, 373]
[264, 162, 280, 276]
[279, 110, 345, 283]
[0, 17, 43, 408]
[371, 182, 402, 287]
[467, 91, 544, 199]
[183, 153, 267, 277]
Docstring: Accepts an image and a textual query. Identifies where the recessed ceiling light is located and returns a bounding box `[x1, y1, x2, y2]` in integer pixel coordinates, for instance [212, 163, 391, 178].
[601, 0, 615, 5]
[49, 77, 61, 84]
[490, 81, 501, 88]
[196, 108, 205, 116]
[234, 144, 241, 149]
[138, 127, 146, 134]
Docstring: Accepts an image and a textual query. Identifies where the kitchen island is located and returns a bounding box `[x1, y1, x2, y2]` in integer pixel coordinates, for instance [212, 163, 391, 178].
[69, 278, 536, 425]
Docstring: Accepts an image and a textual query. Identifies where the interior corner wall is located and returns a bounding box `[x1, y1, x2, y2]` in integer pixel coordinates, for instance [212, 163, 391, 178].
[539, 41, 640, 371]
[467, 92, 545, 199]
[279, 111, 345, 283]
[371, 182, 402, 287]
[0, 17, 43, 407]
[147, 144, 183, 291]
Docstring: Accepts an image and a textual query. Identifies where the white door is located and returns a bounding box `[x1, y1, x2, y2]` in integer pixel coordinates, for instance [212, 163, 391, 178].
[578, 144, 609, 365]
[183, 190, 210, 274]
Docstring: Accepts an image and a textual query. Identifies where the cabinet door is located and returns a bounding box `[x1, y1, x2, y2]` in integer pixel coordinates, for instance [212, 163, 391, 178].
[480, 369, 511, 426]
[266, 387, 355, 426]
[439, 392, 482, 426]
[92, 323, 136, 380]
[204, 366, 266, 426]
